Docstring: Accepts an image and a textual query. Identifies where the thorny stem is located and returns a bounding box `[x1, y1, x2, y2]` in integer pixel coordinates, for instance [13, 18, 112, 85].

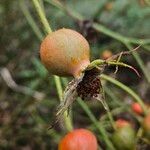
[101, 74, 147, 115]
[31, 0, 73, 131]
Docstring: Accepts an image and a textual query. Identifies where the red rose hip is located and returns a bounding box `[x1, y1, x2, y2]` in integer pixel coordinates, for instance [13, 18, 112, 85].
[131, 102, 143, 115]
[58, 129, 98, 150]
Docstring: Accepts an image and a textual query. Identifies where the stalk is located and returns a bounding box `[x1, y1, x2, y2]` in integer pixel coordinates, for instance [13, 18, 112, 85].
[31, 0, 73, 131]
[101, 74, 147, 115]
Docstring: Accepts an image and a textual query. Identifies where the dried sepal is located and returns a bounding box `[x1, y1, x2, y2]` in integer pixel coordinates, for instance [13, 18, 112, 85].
[49, 78, 82, 129]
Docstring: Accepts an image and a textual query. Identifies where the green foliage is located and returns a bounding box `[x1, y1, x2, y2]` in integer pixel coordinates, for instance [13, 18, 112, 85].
[0, 0, 150, 149]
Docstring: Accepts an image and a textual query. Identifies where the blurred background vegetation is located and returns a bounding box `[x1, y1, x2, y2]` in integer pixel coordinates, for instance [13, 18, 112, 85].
[0, 0, 150, 149]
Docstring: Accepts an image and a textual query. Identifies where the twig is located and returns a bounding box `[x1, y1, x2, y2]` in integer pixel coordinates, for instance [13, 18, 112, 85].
[0, 67, 45, 101]
[106, 45, 141, 61]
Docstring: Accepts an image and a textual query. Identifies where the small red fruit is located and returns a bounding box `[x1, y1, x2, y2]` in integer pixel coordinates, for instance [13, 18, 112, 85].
[58, 129, 98, 150]
[115, 119, 130, 128]
[40, 28, 90, 78]
[131, 102, 143, 115]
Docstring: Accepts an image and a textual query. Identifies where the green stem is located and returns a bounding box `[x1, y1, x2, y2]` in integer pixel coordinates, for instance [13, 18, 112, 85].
[125, 43, 150, 84]
[45, 0, 150, 45]
[105, 103, 116, 131]
[20, 0, 43, 40]
[92, 0, 110, 19]
[77, 99, 116, 150]
[53, 76, 63, 100]
[100, 82, 116, 131]
[100, 106, 127, 121]
[93, 23, 150, 45]
[31, 0, 73, 131]
[93, 23, 128, 43]
[143, 45, 150, 52]
[101, 74, 147, 115]
[104, 86, 122, 106]
[32, 0, 52, 33]
[88, 59, 140, 77]
[92, 24, 150, 83]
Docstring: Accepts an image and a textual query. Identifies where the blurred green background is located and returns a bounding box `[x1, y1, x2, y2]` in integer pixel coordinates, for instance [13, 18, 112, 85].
[0, 0, 150, 149]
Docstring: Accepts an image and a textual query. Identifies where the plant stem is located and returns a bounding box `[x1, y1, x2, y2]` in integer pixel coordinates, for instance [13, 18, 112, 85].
[32, 0, 52, 33]
[31, 0, 73, 131]
[125, 43, 150, 84]
[20, 1, 43, 40]
[101, 74, 147, 115]
[45, 0, 150, 45]
[93, 23, 150, 45]
[105, 103, 116, 131]
[93, 23, 150, 83]
[104, 86, 122, 106]
[77, 99, 116, 150]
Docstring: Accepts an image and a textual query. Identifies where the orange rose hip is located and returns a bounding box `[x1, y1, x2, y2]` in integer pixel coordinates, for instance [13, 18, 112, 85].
[58, 129, 98, 150]
[40, 28, 90, 78]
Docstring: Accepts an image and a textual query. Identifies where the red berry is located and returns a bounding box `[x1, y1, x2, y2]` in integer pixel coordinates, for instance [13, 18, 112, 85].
[131, 102, 143, 115]
[58, 129, 98, 150]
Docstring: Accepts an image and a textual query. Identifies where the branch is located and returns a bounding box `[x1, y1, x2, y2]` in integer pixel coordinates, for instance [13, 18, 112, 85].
[0, 67, 45, 101]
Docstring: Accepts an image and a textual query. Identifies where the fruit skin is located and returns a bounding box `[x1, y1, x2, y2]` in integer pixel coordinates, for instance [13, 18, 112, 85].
[40, 28, 90, 78]
[143, 113, 150, 139]
[131, 102, 143, 115]
[58, 129, 98, 150]
[112, 121, 136, 150]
